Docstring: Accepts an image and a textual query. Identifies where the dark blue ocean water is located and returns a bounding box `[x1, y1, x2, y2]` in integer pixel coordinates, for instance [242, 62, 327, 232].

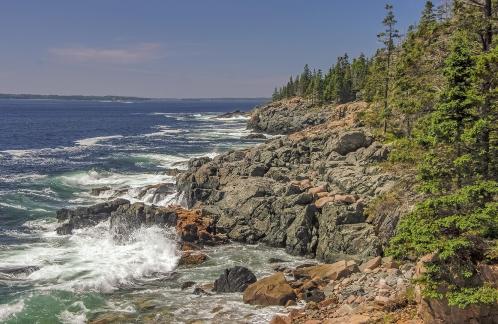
[0, 98, 306, 324]
[0, 98, 264, 228]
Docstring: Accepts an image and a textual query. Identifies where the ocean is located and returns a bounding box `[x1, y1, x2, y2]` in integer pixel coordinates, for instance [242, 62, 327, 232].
[0, 99, 304, 323]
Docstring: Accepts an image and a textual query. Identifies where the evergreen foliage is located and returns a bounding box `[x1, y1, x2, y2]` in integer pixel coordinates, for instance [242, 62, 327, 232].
[271, 0, 498, 309]
[271, 54, 369, 103]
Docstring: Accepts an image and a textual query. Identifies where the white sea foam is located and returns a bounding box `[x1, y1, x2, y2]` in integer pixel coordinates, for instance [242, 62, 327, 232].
[141, 126, 185, 138]
[57, 170, 173, 189]
[75, 135, 124, 146]
[212, 115, 250, 121]
[1, 223, 179, 293]
[0, 202, 28, 210]
[1, 150, 32, 158]
[0, 173, 48, 183]
[132, 153, 189, 169]
[58, 301, 88, 324]
[0, 300, 25, 321]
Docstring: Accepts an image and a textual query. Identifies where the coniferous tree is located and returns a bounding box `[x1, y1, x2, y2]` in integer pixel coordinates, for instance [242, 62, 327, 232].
[420, 1, 436, 27]
[351, 54, 369, 100]
[378, 4, 401, 133]
[389, 31, 498, 309]
[299, 64, 312, 97]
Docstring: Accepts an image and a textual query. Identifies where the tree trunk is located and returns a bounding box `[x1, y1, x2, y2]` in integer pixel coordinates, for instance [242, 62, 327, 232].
[479, 0, 492, 179]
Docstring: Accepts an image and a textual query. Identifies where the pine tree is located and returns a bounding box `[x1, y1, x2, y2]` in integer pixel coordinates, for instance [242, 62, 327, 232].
[378, 4, 401, 133]
[453, 0, 496, 179]
[420, 1, 436, 27]
[272, 87, 279, 101]
[312, 69, 324, 104]
[299, 64, 312, 97]
[389, 31, 498, 309]
[351, 54, 369, 100]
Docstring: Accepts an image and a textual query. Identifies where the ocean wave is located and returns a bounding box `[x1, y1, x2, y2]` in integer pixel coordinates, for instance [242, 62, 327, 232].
[57, 169, 174, 190]
[0, 202, 29, 210]
[131, 153, 189, 169]
[0, 173, 48, 184]
[141, 126, 185, 138]
[212, 115, 250, 121]
[75, 135, 124, 147]
[20, 223, 179, 293]
[0, 300, 25, 321]
[58, 301, 88, 324]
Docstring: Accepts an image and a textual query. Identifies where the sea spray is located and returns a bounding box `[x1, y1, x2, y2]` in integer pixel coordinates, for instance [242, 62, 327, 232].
[5, 223, 180, 293]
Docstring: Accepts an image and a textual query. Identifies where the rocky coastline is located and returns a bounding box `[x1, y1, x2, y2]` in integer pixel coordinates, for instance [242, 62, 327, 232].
[52, 98, 496, 323]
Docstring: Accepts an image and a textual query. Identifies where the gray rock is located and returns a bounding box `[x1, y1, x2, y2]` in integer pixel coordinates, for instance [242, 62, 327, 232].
[56, 199, 129, 235]
[175, 100, 412, 262]
[213, 266, 257, 293]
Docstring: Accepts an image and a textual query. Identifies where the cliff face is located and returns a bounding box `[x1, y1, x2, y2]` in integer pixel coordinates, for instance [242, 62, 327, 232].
[177, 100, 412, 262]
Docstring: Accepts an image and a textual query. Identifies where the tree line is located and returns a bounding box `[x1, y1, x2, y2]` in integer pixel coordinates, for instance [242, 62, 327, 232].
[271, 54, 369, 104]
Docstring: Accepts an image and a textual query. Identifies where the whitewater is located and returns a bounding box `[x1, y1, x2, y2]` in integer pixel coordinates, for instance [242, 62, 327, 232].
[0, 98, 307, 323]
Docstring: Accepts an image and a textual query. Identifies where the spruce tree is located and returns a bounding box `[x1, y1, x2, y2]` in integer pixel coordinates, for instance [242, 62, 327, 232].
[378, 4, 401, 133]
[389, 31, 498, 309]
[420, 1, 436, 27]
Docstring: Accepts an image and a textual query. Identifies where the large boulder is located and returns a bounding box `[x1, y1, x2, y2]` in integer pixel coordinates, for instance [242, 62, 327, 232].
[315, 203, 381, 262]
[109, 202, 177, 240]
[293, 260, 359, 281]
[327, 130, 372, 155]
[243, 272, 296, 306]
[213, 266, 257, 293]
[56, 199, 129, 235]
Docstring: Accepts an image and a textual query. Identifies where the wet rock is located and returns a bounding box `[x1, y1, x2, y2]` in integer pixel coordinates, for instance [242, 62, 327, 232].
[109, 202, 177, 241]
[89, 312, 135, 324]
[181, 281, 196, 290]
[56, 199, 129, 235]
[179, 251, 208, 266]
[90, 186, 111, 196]
[193, 287, 211, 295]
[213, 266, 257, 293]
[213, 110, 247, 119]
[243, 272, 296, 306]
[175, 207, 227, 245]
[243, 133, 267, 140]
[268, 257, 289, 264]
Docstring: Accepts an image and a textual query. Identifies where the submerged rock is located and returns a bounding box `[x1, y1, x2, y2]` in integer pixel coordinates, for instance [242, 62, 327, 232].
[213, 266, 257, 293]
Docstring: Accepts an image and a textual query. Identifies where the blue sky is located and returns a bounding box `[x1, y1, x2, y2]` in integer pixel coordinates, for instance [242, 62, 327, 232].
[0, 1, 431, 98]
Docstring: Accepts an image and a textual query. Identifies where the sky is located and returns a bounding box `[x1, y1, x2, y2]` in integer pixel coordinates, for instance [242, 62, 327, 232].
[0, 1, 432, 98]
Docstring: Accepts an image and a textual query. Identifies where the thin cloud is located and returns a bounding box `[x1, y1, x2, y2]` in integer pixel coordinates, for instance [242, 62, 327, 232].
[49, 43, 162, 64]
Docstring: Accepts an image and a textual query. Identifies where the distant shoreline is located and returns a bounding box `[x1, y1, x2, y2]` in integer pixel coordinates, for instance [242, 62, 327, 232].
[0, 93, 269, 102]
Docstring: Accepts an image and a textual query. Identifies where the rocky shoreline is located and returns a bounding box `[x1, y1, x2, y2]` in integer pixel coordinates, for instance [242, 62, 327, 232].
[52, 98, 495, 323]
